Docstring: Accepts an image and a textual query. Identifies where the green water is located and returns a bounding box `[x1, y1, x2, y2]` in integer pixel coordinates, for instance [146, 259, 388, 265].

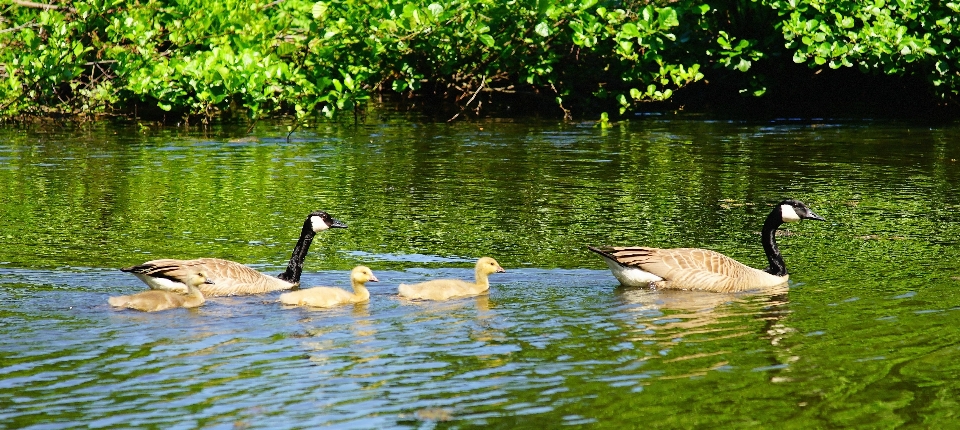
[1, 116, 959, 428]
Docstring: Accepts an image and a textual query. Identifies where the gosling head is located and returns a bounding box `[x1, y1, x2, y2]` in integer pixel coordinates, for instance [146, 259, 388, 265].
[187, 271, 215, 287]
[308, 210, 348, 232]
[476, 257, 506, 275]
[778, 199, 825, 223]
[351, 266, 379, 284]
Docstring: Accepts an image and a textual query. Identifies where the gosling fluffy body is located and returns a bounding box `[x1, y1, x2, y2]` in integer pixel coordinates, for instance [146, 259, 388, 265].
[122, 211, 346, 296]
[279, 266, 379, 308]
[109, 271, 213, 312]
[589, 199, 825, 292]
[398, 257, 505, 301]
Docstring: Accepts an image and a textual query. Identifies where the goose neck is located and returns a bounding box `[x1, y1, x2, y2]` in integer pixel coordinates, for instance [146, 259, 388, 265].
[351, 282, 370, 301]
[474, 268, 491, 290]
[762, 210, 787, 276]
[184, 285, 205, 304]
[277, 223, 317, 283]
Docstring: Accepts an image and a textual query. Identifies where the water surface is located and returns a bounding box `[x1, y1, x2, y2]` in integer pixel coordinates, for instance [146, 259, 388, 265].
[1, 117, 959, 428]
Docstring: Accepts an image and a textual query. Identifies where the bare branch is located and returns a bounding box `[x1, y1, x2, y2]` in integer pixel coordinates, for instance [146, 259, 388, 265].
[11, 0, 76, 13]
[0, 20, 38, 34]
[448, 75, 486, 122]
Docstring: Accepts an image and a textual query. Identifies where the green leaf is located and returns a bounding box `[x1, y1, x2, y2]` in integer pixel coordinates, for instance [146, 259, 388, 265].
[621, 23, 641, 39]
[657, 7, 679, 28]
[479, 34, 495, 47]
[535, 22, 550, 37]
[312, 2, 327, 19]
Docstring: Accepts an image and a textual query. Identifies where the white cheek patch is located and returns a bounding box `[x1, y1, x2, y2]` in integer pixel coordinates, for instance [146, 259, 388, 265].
[310, 215, 329, 231]
[781, 204, 801, 223]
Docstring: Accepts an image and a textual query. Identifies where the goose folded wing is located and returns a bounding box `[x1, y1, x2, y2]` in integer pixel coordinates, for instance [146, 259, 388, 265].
[124, 258, 276, 296]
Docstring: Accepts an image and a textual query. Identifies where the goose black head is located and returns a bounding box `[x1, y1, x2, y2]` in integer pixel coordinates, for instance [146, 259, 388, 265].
[778, 199, 825, 223]
[308, 210, 348, 231]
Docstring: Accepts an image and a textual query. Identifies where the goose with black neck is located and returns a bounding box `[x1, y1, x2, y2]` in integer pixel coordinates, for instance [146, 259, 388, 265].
[588, 199, 825, 292]
[121, 210, 347, 296]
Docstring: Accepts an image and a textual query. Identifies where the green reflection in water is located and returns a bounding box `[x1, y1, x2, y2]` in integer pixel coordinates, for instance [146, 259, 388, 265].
[1, 117, 959, 428]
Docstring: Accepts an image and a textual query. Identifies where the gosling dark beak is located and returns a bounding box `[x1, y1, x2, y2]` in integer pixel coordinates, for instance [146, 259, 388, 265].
[205, 279, 216, 284]
[330, 218, 348, 229]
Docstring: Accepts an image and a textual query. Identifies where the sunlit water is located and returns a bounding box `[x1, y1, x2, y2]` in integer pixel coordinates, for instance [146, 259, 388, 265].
[1, 116, 960, 428]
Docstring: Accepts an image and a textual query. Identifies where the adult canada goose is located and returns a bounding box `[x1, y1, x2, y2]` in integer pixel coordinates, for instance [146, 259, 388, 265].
[109, 271, 213, 312]
[588, 199, 825, 292]
[398, 257, 505, 301]
[122, 210, 347, 296]
[278, 265, 378, 307]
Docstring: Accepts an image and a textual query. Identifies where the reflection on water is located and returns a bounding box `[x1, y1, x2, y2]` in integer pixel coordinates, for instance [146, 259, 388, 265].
[1, 118, 960, 427]
[616, 285, 792, 380]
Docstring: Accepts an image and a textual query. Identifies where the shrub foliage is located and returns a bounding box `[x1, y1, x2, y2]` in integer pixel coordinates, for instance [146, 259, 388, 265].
[1, 0, 958, 121]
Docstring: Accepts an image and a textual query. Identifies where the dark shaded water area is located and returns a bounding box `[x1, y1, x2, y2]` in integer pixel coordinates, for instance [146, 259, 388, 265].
[1, 116, 959, 428]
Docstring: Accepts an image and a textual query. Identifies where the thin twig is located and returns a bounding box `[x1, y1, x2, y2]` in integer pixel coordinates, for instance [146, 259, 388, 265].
[260, 0, 284, 11]
[285, 118, 302, 142]
[11, 0, 76, 13]
[447, 75, 486, 122]
[0, 20, 37, 34]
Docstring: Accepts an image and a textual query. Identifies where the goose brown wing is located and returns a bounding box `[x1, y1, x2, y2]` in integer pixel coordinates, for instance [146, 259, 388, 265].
[122, 258, 288, 296]
[591, 246, 768, 291]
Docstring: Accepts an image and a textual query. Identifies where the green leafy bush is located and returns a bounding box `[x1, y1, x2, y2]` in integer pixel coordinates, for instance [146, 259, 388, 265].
[0, 0, 957, 121]
[766, 0, 960, 104]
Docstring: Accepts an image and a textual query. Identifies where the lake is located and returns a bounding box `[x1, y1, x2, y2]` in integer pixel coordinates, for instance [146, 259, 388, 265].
[1, 114, 959, 428]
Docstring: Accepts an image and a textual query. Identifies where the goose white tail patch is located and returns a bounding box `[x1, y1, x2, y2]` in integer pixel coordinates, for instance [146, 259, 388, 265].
[780, 204, 801, 223]
[603, 259, 663, 287]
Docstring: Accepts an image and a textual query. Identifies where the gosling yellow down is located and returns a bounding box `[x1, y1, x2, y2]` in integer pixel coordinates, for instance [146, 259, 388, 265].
[108, 271, 213, 312]
[398, 257, 505, 301]
[279, 266, 379, 307]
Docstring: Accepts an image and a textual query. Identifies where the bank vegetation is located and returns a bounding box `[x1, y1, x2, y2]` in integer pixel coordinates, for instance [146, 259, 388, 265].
[2, 0, 958, 122]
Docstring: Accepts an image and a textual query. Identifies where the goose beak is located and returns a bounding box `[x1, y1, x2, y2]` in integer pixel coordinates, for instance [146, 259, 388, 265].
[205, 279, 216, 284]
[805, 210, 826, 221]
[369, 274, 380, 282]
[330, 218, 348, 229]
[496, 266, 506, 273]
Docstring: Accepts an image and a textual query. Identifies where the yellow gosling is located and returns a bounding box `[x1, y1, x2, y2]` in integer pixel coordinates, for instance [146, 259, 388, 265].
[398, 257, 505, 301]
[108, 271, 212, 312]
[279, 266, 378, 308]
